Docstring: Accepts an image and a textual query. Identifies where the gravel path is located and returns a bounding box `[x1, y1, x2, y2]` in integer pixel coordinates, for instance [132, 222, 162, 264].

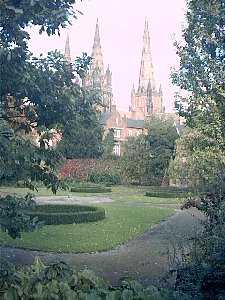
[35, 195, 114, 205]
[0, 208, 203, 285]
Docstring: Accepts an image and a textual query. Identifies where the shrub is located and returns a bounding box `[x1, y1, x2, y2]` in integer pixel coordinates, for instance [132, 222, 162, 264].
[88, 172, 121, 185]
[70, 186, 111, 193]
[25, 204, 105, 225]
[66, 181, 112, 193]
[0, 194, 42, 239]
[2, 259, 189, 300]
[145, 186, 192, 198]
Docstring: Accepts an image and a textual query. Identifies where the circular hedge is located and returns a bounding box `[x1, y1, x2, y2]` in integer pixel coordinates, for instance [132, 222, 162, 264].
[70, 186, 112, 193]
[25, 204, 105, 225]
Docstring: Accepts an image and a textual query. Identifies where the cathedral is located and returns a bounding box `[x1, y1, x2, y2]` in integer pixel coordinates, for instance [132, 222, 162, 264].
[64, 19, 177, 156]
[130, 20, 165, 119]
[84, 19, 114, 112]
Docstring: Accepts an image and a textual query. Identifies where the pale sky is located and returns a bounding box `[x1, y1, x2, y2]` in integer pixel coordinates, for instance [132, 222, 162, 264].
[28, 0, 187, 112]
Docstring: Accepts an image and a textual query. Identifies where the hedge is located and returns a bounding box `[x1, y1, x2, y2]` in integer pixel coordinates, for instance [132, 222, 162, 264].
[145, 191, 188, 198]
[70, 186, 112, 193]
[145, 186, 193, 198]
[25, 204, 105, 225]
[88, 172, 122, 185]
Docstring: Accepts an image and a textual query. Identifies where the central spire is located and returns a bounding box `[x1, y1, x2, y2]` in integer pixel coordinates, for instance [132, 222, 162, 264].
[64, 34, 71, 62]
[91, 18, 104, 73]
[138, 19, 155, 92]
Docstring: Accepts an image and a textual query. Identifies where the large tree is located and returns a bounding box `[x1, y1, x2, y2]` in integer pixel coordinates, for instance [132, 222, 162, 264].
[172, 0, 225, 143]
[171, 1, 225, 297]
[122, 117, 178, 185]
[0, 0, 104, 238]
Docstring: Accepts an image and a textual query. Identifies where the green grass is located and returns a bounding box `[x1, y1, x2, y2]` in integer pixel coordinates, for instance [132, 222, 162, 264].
[0, 186, 114, 197]
[0, 204, 173, 253]
[0, 185, 180, 253]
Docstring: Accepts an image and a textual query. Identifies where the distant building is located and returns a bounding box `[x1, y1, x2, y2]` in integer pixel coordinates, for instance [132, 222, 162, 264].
[84, 19, 114, 112]
[64, 19, 181, 156]
[130, 20, 164, 120]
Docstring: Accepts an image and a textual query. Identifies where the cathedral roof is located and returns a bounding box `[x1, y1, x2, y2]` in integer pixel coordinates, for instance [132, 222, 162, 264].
[127, 119, 145, 129]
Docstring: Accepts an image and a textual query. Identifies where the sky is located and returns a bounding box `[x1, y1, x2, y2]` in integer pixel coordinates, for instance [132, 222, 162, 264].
[28, 0, 187, 112]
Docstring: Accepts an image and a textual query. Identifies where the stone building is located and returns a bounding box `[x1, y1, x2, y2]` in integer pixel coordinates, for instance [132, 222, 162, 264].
[84, 19, 114, 112]
[64, 19, 179, 156]
[130, 20, 164, 120]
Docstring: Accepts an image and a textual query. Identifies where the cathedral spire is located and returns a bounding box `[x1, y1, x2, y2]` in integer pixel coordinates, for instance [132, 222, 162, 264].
[64, 34, 71, 62]
[138, 19, 155, 92]
[91, 18, 104, 73]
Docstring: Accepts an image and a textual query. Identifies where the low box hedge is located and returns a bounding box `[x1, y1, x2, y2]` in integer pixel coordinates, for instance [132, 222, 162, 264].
[25, 204, 105, 225]
[145, 186, 193, 198]
[70, 186, 112, 193]
[145, 191, 188, 198]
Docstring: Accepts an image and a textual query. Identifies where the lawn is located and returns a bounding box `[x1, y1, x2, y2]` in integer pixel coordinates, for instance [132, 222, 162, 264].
[0, 185, 178, 253]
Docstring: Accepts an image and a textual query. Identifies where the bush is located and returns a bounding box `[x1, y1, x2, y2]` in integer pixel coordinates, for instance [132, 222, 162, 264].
[88, 172, 121, 185]
[70, 186, 111, 193]
[2, 259, 189, 300]
[25, 204, 105, 225]
[145, 186, 192, 198]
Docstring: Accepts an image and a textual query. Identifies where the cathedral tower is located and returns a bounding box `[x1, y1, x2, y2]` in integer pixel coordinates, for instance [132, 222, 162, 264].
[91, 19, 104, 75]
[64, 34, 71, 63]
[130, 19, 164, 119]
[138, 19, 155, 92]
[85, 19, 114, 112]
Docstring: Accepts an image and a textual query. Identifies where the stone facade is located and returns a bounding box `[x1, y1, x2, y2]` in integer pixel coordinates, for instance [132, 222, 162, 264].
[84, 19, 114, 112]
[64, 19, 180, 156]
[130, 20, 164, 120]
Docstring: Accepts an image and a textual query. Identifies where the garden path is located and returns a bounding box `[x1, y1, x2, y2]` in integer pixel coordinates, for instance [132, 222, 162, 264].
[35, 195, 114, 205]
[0, 207, 203, 286]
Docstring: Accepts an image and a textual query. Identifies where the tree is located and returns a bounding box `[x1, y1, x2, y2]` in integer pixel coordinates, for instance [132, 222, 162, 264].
[0, 2, 86, 190]
[169, 128, 224, 187]
[122, 135, 152, 185]
[122, 117, 178, 185]
[0, 1, 102, 238]
[172, 0, 225, 144]
[102, 128, 115, 159]
[145, 117, 179, 184]
[171, 1, 225, 297]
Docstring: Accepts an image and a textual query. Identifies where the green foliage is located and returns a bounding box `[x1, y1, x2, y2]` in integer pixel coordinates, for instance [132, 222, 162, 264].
[0, 0, 105, 238]
[172, 0, 225, 142]
[145, 117, 179, 184]
[70, 186, 112, 193]
[171, 1, 225, 298]
[169, 128, 225, 188]
[88, 171, 122, 185]
[26, 204, 105, 225]
[122, 117, 178, 185]
[122, 135, 152, 185]
[145, 186, 191, 199]
[0, 189, 175, 253]
[0, 194, 42, 239]
[102, 128, 115, 159]
[1, 259, 187, 300]
[57, 111, 104, 159]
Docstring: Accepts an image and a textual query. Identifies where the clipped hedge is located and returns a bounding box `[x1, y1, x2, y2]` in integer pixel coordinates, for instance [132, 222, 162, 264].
[88, 172, 122, 185]
[145, 186, 193, 198]
[25, 204, 105, 225]
[145, 191, 187, 198]
[70, 186, 112, 193]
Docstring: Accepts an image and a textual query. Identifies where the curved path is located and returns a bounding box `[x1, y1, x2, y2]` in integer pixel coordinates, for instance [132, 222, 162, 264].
[35, 195, 114, 205]
[0, 208, 203, 286]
